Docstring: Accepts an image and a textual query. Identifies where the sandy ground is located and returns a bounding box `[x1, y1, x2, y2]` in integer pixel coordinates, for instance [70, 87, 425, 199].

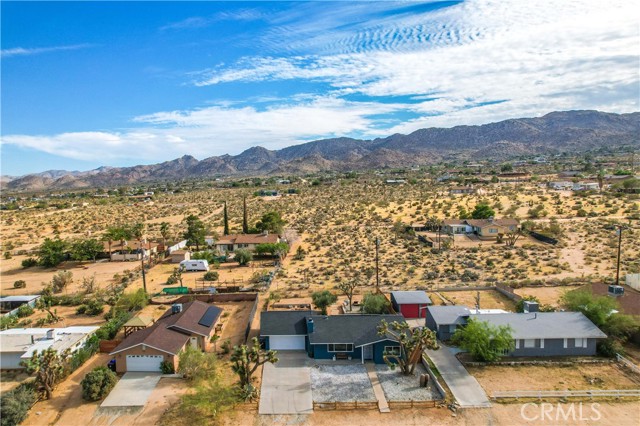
[438, 290, 517, 311]
[219, 402, 640, 426]
[467, 363, 640, 395]
[1, 256, 140, 295]
[22, 353, 111, 426]
[0, 369, 31, 393]
[513, 285, 583, 307]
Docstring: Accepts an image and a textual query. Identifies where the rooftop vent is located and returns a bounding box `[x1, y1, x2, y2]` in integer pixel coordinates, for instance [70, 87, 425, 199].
[171, 303, 183, 314]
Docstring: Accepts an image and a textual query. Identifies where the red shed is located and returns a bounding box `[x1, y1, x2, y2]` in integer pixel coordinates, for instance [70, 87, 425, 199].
[390, 291, 432, 318]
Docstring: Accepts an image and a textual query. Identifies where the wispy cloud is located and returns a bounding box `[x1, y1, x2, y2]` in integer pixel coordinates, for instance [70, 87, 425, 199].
[1, 43, 94, 58]
[160, 8, 265, 31]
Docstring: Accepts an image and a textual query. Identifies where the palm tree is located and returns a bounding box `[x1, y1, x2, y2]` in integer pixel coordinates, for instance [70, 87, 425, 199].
[131, 222, 145, 258]
[103, 227, 121, 262]
[159, 222, 170, 250]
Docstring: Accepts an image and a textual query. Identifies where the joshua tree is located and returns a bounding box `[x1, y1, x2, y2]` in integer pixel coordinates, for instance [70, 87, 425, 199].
[336, 278, 361, 312]
[377, 320, 439, 375]
[21, 348, 70, 399]
[230, 337, 278, 400]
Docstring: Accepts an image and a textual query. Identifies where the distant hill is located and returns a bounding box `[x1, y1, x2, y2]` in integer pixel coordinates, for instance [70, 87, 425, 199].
[5, 110, 638, 191]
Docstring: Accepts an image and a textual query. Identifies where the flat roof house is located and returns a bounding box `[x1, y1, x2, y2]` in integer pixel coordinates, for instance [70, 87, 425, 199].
[110, 301, 221, 372]
[0, 295, 41, 316]
[260, 312, 405, 364]
[0, 326, 99, 369]
[425, 306, 471, 340]
[390, 291, 432, 319]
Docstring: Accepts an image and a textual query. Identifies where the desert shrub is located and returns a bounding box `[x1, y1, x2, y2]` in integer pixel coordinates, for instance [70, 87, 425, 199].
[160, 360, 175, 374]
[1, 382, 37, 426]
[235, 249, 253, 266]
[16, 304, 34, 318]
[51, 271, 73, 293]
[597, 338, 623, 357]
[0, 315, 18, 330]
[362, 293, 390, 314]
[13, 280, 26, 289]
[21, 258, 38, 268]
[203, 271, 219, 281]
[115, 289, 148, 312]
[81, 366, 118, 401]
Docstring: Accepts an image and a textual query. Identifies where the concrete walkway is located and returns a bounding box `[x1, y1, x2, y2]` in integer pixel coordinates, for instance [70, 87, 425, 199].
[101, 372, 162, 407]
[425, 345, 491, 408]
[365, 363, 390, 413]
[259, 351, 313, 415]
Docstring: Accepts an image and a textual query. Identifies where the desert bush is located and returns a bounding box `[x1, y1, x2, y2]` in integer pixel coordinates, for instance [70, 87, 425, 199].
[51, 271, 73, 293]
[16, 304, 34, 318]
[1, 382, 37, 426]
[21, 258, 38, 268]
[203, 271, 219, 281]
[13, 280, 26, 289]
[160, 360, 175, 374]
[81, 366, 118, 401]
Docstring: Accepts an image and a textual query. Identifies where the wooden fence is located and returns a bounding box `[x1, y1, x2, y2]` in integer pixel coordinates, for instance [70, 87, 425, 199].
[492, 389, 640, 401]
[313, 401, 378, 410]
[99, 339, 121, 353]
[617, 353, 640, 374]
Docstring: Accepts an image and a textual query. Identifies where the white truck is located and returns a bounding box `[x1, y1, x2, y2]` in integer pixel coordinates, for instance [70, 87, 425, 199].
[179, 259, 209, 272]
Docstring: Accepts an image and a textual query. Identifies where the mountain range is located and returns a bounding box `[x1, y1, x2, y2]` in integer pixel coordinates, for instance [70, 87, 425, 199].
[4, 110, 638, 192]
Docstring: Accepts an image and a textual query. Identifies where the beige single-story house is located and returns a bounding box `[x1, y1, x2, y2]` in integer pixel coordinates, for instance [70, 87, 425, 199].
[170, 250, 191, 264]
[441, 218, 520, 239]
[213, 233, 281, 253]
[110, 301, 222, 373]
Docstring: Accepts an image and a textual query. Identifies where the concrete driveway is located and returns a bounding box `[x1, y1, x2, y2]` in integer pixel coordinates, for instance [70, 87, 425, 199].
[425, 344, 491, 408]
[259, 351, 313, 414]
[101, 372, 162, 407]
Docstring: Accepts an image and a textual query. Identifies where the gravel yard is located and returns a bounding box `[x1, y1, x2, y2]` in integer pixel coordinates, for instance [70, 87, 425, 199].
[310, 364, 376, 402]
[375, 364, 441, 401]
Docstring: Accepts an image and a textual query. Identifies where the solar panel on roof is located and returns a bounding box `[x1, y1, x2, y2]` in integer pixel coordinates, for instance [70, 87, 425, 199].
[198, 306, 220, 327]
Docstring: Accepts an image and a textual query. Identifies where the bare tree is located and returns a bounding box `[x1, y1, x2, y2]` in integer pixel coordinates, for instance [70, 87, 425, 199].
[336, 278, 361, 312]
[504, 229, 524, 247]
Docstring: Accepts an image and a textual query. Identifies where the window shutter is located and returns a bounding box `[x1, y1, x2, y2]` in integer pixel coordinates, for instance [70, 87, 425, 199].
[540, 339, 544, 349]
[563, 338, 567, 349]
[515, 339, 520, 349]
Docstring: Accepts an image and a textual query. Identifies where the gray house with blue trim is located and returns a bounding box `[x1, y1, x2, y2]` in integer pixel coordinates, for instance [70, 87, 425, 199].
[425, 306, 607, 357]
[260, 311, 404, 363]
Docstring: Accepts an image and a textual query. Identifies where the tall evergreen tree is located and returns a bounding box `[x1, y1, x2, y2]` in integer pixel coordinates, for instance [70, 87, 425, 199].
[223, 201, 230, 235]
[242, 197, 249, 234]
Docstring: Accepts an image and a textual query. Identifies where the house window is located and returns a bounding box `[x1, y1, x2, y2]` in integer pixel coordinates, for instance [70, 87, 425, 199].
[489, 228, 498, 234]
[328, 343, 353, 352]
[574, 338, 586, 348]
[384, 346, 401, 356]
[523, 339, 535, 348]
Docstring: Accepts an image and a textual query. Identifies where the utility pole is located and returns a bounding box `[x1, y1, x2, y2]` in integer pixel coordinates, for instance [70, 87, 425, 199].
[614, 225, 627, 287]
[141, 256, 147, 294]
[375, 237, 380, 292]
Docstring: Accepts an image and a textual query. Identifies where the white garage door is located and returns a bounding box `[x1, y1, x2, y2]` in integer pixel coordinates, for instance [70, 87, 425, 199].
[269, 335, 305, 350]
[0, 353, 24, 370]
[126, 355, 163, 372]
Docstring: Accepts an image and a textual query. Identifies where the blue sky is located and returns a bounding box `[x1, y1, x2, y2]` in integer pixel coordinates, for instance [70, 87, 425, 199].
[2, 0, 638, 176]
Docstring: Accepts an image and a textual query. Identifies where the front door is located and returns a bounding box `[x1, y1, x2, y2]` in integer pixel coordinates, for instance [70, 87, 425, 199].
[363, 344, 373, 360]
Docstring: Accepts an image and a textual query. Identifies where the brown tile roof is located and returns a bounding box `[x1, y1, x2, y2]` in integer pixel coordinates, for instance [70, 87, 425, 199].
[465, 219, 519, 228]
[442, 219, 467, 225]
[215, 234, 280, 245]
[111, 301, 221, 355]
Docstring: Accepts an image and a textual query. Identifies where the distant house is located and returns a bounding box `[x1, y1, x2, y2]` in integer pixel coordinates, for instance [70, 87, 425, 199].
[214, 233, 281, 253]
[110, 301, 222, 372]
[449, 186, 481, 195]
[441, 218, 519, 238]
[425, 306, 607, 356]
[390, 291, 432, 318]
[386, 179, 406, 184]
[257, 189, 278, 196]
[548, 181, 573, 190]
[572, 182, 600, 191]
[103, 240, 159, 261]
[260, 312, 404, 364]
[0, 326, 99, 369]
[498, 172, 530, 182]
[0, 295, 40, 316]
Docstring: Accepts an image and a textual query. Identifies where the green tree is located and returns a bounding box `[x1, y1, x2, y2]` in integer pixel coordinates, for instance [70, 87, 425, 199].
[451, 319, 514, 362]
[81, 366, 117, 401]
[500, 163, 514, 173]
[183, 215, 206, 250]
[21, 348, 69, 399]
[362, 293, 390, 314]
[234, 249, 253, 266]
[336, 278, 361, 312]
[242, 197, 249, 234]
[255, 211, 286, 234]
[471, 203, 496, 219]
[223, 201, 230, 236]
[377, 320, 439, 375]
[38, 238, 68, 267]
[159, 222, 171, 249]
[178, 346, 218, 381]
[311, 290, 337, 315]
[71, 239, 104, 262]
[103, 226, 123, 261]
[230, 337, 278, 400]
[561, 289, 618, 327]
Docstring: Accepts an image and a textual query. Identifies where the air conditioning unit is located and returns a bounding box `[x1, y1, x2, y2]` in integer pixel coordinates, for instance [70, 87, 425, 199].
[608, 285, 624, 297]
[172, 303, 183, 314]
